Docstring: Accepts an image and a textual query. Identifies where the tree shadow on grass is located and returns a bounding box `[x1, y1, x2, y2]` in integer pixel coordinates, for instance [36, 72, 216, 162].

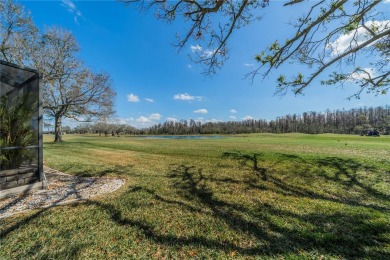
[127, 185, 203, 213]
[58, 164, 134, 178]
[164, 162, 390, 258]
[21, 237, 91, 259]
[81, 162, 390, 258]
[84, 199, 247, 254]
[223, 152, 268, 180]
[223, 151, 390, 211]
[314, 157, 390, 201]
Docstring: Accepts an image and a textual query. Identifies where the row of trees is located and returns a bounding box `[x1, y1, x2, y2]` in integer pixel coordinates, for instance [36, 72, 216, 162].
[145, 106, 390, 135]
[71, 122, 137, 136]
[0, 0, 116, 142]
[68, 105, 390, 136]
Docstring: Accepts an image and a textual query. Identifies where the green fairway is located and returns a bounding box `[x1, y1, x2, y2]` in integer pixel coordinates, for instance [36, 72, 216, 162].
[1, 133, 390, 259]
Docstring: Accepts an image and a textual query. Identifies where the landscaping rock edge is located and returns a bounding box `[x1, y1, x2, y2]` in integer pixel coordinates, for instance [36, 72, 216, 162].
[0, 166, 125, 219]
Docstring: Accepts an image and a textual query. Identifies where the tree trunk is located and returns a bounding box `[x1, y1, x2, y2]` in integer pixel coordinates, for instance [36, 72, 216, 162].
[54, 115, 63, 142]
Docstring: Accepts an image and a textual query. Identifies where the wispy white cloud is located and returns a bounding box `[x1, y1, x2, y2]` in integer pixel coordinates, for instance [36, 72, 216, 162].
[187, 64, 193, 69]
[190, 44, 217, 58]
[127, 93, 140, 102]
[136, 116, 150, 124]
[328, 20, 390, 55]
[132, 113, 163, 127]
[173, 93, 203, 101]
[145, 98, 154, 103]
[349, 67, 376, 81]
[229, 109, 237, 113]
[148, 113, 161, 120]
[229, 116, 237, 120]
[243, 63, 254, 67]
[166, 117, 178, 122]
[190, 44, 202, 52]
[384, 0, 390, 3]
[242, 115, 253, 120]
[194, 109, 208, 114]
[61, 0, 83, 24]
[202, 49, 216, 58]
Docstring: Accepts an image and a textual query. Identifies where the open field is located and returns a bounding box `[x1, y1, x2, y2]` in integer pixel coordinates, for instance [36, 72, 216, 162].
[1, 133, 390, 259]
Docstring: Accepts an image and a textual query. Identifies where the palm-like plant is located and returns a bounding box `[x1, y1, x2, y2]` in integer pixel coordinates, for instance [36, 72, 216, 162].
[0, 94, 37, 170]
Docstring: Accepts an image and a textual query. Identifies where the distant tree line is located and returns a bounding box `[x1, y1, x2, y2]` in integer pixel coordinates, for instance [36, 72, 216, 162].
[67, 106, 390, 136]
[69, 122, 137, 136]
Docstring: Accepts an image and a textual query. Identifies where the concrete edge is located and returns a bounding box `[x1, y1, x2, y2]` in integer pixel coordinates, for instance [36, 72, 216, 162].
[0, 181, 44, 199]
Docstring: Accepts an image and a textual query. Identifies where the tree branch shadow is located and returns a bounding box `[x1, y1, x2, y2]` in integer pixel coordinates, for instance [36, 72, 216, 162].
[314, 157, 390, 201]
[162, 162, 390, 257]
[82, 162, 389, 258]
[223, 151, 390, 211]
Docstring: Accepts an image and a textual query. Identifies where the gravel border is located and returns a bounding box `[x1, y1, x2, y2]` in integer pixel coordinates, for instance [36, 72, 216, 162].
[0, 166, 125, 219]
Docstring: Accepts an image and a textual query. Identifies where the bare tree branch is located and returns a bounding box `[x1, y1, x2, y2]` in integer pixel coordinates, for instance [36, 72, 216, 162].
[122, 0, 389, 98]
[121, 0, 269, 75]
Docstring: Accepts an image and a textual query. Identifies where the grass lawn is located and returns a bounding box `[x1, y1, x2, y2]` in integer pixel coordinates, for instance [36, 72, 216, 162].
[1, 133, 390, 259]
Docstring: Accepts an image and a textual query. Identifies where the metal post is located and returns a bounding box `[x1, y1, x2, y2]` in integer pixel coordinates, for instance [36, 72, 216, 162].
[38, 73, 43, 182]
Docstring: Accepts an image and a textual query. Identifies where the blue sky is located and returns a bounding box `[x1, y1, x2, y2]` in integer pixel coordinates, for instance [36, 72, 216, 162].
[22, 0, 390, 128]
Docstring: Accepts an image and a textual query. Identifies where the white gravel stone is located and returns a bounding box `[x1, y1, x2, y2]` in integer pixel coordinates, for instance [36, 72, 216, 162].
[0, 166, 125, 218]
